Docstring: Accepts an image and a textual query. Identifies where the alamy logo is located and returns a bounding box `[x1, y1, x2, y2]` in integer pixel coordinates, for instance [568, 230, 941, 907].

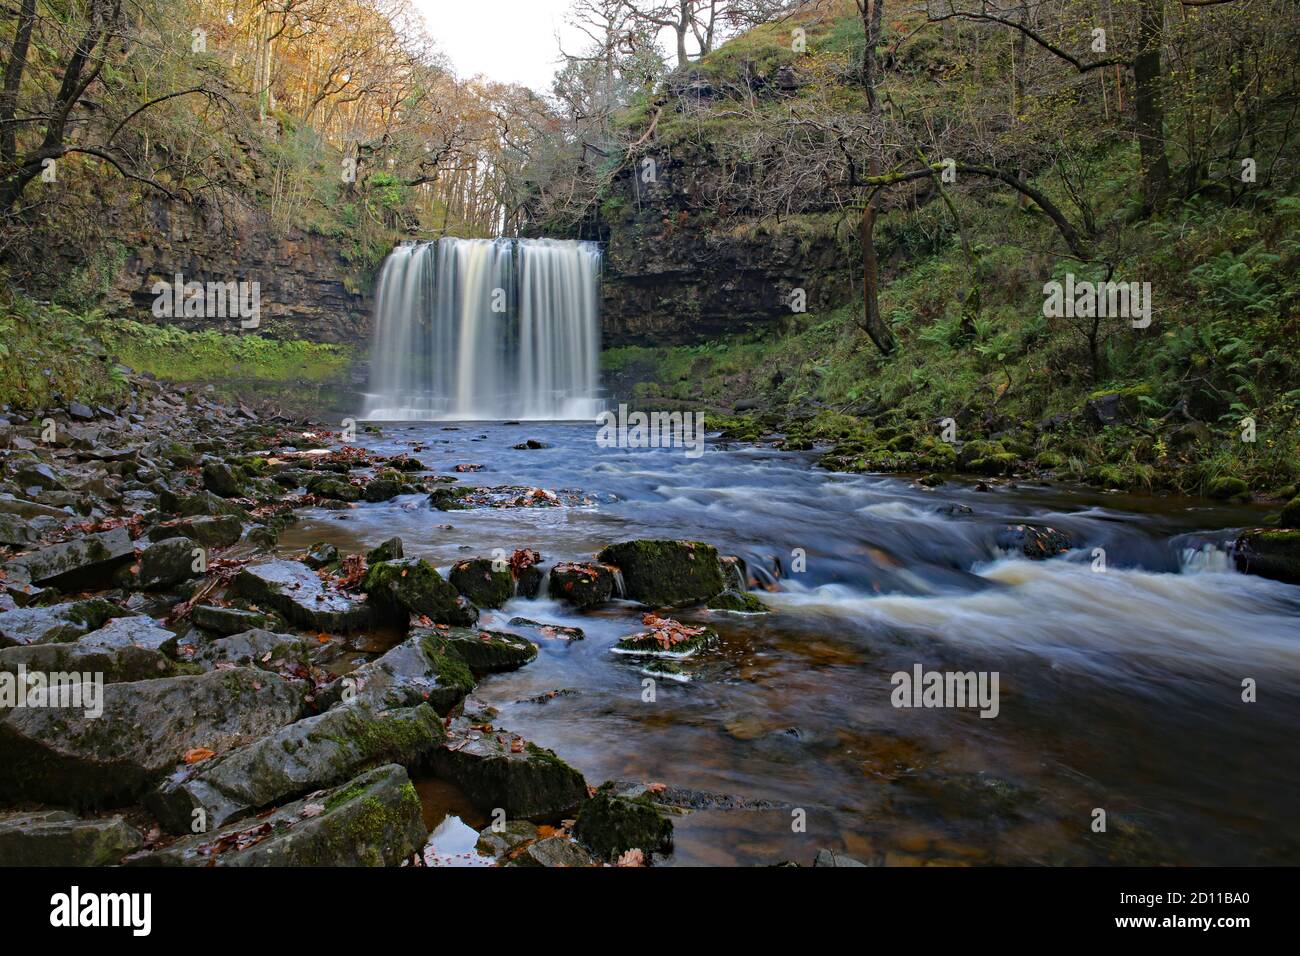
[891, 664, 1000, 718]
[50, 886, 151, 936]
[0, 666, 103, 718]
[1042, 273, 1152, 328]
[596, 404, 706, 459]
[151, 272, 261, 329]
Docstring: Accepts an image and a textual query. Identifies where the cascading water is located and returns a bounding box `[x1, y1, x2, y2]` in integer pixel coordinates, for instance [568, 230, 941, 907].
[362, 237, 603, 420]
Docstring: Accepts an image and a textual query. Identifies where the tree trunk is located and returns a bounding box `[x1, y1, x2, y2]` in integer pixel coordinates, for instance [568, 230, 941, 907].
[1134, 0, 1170, 213]
[855, 0, 896, 354]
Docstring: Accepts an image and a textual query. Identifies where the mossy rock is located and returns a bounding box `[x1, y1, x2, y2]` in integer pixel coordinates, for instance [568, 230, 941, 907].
[433, 627, 538, 675]
[1279, 497, 1300, 529]
[428, 486, 474, 510]
[547, 561, 616, 608]
[366, 536, 404, 563]
[448, 558, 514, 609]
[362, 558, 476, 626]
[573, 782, 673, 861]
[596, 539, 726, 607]
[707, 589, 768, 613]
[1234, 529, 1300, 584]
[307, 475, 361, 502]
[1206, 476, 1249, 500]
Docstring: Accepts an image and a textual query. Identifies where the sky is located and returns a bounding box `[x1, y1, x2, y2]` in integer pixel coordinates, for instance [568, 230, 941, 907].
[412, 0, 591, 93]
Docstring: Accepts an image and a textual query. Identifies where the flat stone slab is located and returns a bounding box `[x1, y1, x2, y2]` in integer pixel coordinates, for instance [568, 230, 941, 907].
[148, 703, 444, 833]
[0, 667, 304, 807]
[136, 764, 425, 867]
[232, 560, 374, 632]
[192, 628, 311, 674]
[0, 810, 142, 867]
[0, 640, 175, 684]
[317, 632, 476, 715]
[78, 616, 179, 656]
[431, 627, 538, 675]
[4, 527, 134, 588]
[0, 598, 128, 648]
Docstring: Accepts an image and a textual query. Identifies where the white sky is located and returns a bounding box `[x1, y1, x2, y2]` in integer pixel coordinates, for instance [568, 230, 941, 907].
[412, 0, 591, 93]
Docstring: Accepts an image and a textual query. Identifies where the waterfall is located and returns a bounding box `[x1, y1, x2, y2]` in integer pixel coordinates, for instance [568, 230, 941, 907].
[362, 237, 603, 420]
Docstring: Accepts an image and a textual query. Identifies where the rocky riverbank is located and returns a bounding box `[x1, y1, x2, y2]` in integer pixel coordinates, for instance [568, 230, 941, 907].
[1, 371, 1295, 868]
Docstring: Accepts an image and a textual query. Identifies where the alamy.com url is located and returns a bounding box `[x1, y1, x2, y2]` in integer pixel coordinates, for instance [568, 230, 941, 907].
[1115, 915, 1250, 929]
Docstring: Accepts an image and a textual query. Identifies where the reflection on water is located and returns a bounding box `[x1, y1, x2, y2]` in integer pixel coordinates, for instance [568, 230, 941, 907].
[278, 422, 1300, 865]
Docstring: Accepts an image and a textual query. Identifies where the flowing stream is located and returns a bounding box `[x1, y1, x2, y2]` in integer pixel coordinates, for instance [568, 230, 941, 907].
[280, 422, 1300, 866]
[363, 238, 602, 421]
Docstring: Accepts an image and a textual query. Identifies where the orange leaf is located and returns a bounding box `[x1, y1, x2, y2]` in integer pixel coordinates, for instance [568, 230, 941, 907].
[184, 747, 216, 764]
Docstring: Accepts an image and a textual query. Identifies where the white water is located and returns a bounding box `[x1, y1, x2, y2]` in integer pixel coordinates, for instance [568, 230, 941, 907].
[363, 238, 603, 420]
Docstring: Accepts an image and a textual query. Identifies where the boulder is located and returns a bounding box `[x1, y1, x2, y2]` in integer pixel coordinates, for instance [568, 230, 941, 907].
[316, 632, 476, 714]
[432, 627, 538, 675]
[133, 536, 201, 590]
[1280, 496, 1300, 529]
[707, 589, 768, 612]
[1083, 392, 1141, 428]
[1234, 529, 1300, 584]
[995, 524, 1072, 560]
[304, 542, 339, 569]
[232, 560, 374, 632]
[148, 703, 444, 833]
[0, 598, 128, 648]
[362, 558, 478, 627]
[506, 617, 585, 641]
[4, 526, 134, 588]
[547, 561, 616, 608]
[147, 515, 244, 548]
[16, 463, 65, 491]
[431, 717, 587, 822]
[573, 782, 673, 861]
[813, 848, 867, 867]
[0, 640, 176, 684]
[475, 819, 538, 859]
[137, 764, 425, 867]
[158, 488, 247, 518]
[307, 475, 360, 502]
[366, 536, 404, 563]
[192, 629, 312, 673]
[448, 558, 513, 609]
[190, 604, 275, 636]
[363, 478, 402, 502]
[201, 461, 247, 498]
[613, 615, 717, 659]
[508, 836, 593, 867]
[0, 513, 37, 546]
[78, 616, 179, 656]
[0, 810, 141, 866]
[596, 540, 726, 607]
[0, 667, 304, 806]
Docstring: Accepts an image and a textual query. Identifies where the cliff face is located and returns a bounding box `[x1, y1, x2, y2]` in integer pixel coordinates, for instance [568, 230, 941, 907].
[599, 164, 856, 346]
[110, 194, 372, 345]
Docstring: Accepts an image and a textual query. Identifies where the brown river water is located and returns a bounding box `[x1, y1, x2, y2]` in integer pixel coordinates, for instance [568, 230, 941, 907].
[276, 421, 1300, 866]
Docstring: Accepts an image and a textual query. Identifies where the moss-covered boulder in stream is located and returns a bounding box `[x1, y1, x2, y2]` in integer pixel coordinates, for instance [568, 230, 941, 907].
[363, 558, 478, 626]
[136, 764, 425, 867]
[432, 718, 588, 821]
[707, 589, 769, 612]
[233, 559, 375, 632]
[573, 782, 673, 861]
[148, 703, 444, 833]
[315, 631, 477, 714]
[0, 667, 304, 807]
[424, 627, 538, 675]
[1234, 529, 1300, 584]
[449, 558, 514, 608]
[596, 539, 726, 607]
[547, 561, 616, 607]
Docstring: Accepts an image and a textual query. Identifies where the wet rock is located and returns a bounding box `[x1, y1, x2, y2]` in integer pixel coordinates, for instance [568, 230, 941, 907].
[813, 848, 867, 867]
[596, 539, 726, 607]
[201, 461, 247, 498]
[316, 632, 476, 714]
[507, 617, 585, 641]
[995, 524, 1072, 559]
[79, 616, 179, 656]
[362, 558, 477, 627]
[192, 629, 312, 673]
[707, 589, 768, 612]
[233, 560, 374, 632]
[304, 542, 339, 569]
[428, 485, 473, 510]
[4, 526, 134, 588]
[16, 463, 65, 492]
[0, 598, 128, 648]
[432, 718, 588, 821]
[719, 554, 746, 591]
[133, 536, 201, 590]
[1234, 529, 1300, 584]
[0, 640, 175, 684]
[146, 515, 244, 549]
[307, 475, 360, 502]
[547, 561, 615, 608]
[573, 782, 673, 861]
[363, 477, 402, 502]
[0, 667, 304, 806]
[148, 703, 444, 833]
[475, 819, 538, 858]
[366, 536, 404, 563]
[433, 627, 538, 675]
[613, 615, 717, 659]
[512, 439, 551, 450]
[508, 836, 593, 867]
[448, 558, 513, 609]
[137, 764, 425, 867]
[191, 605, 274, 636]
[0, 810, 141, 866]
[158, 488, 247, 518]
